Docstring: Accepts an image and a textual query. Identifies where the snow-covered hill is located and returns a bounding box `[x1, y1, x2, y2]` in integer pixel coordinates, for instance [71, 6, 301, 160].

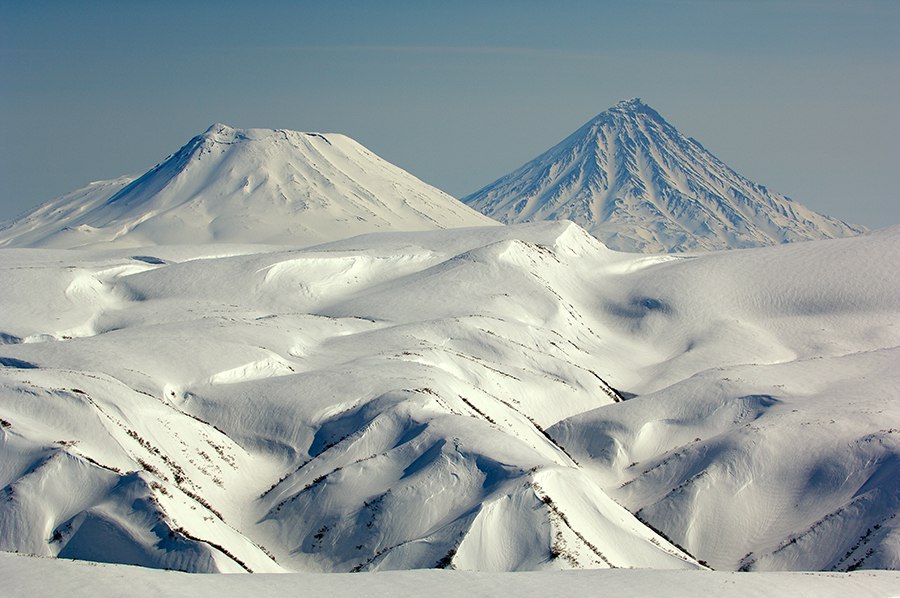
[463, 99, 864, 252]
[0, 124, 497, 249]
[0, 221, 897, 573]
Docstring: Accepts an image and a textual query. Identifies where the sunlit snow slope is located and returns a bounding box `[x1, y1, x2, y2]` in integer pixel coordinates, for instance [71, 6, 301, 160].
[5, 552, 900, 598]
[463, 99, 864, 252]
[0, 124, 497, 249]
[0, 222, 897, 573]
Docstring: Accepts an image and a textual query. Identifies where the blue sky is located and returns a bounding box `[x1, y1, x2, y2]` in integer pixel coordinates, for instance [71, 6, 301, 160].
[2, 0, 898, 227]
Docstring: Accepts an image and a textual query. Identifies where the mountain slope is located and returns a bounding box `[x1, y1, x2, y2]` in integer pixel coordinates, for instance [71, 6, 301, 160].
[549, 224, 900, 570]
[0, 223, 701, 573]
[0, 222, 897, 573]
[0, 124, 497, 249]
[463, 99, 864, 252]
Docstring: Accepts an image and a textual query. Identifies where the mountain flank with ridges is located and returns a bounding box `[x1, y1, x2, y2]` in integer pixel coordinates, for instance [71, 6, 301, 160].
[463, 99, 864, 252]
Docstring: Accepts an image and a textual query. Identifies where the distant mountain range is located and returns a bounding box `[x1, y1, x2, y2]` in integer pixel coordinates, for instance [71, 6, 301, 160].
[0, 124, 497, 249]
[463, 99, 864, 252]
[0, 103, 865, 254]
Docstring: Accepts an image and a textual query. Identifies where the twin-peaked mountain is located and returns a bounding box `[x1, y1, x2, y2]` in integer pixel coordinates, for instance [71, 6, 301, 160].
[463, 99, 863, 252]
[0, 124, 497, 249]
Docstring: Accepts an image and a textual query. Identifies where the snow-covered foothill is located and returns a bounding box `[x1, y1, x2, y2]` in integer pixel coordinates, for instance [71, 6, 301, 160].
[0, 221, 896, 574]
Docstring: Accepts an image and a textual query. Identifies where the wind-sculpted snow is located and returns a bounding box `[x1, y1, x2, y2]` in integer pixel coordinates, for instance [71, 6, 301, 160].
[0, 222, 897, 574]
[0, 124, 497, 249]
[463, 99, 864, 252]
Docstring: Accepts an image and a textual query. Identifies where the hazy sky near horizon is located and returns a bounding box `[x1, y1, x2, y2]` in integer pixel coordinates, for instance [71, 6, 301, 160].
[2, 0, 898, 228]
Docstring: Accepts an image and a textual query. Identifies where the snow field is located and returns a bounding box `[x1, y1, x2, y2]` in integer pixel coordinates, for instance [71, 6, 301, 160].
[0, 220, 897, 574]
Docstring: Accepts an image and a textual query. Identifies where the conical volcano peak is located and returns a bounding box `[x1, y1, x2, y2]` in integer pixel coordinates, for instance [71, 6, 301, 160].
[598, 97, 667, 125]
[573, 99, 670, 138]
[463, 101, 864, 253]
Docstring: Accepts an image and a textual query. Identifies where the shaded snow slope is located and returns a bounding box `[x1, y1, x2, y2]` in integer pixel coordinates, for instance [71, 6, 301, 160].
[548, 226, 900, 571]
[463, 99, 864, 252]
[0, 222, 897, 573]
[0, 124, 497, 249]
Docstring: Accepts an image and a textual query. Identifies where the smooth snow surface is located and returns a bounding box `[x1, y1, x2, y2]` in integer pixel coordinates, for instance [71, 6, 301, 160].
[0, 221, 897, 574]
[0, 124, 497, 249]
[4, 553, 899, 598]
[463, 99, 865, 252]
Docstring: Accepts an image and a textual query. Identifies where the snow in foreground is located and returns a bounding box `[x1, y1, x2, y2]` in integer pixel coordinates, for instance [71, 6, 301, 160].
[3, 552, 898, 598]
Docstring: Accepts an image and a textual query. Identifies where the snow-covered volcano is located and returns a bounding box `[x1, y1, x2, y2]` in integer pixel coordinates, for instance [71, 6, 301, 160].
[463, 99, 864, 252]
[0, 124, 497, 249]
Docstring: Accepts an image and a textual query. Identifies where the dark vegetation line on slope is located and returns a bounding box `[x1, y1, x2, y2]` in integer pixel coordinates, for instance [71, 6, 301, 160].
[50, 379, 237, 535]
[532, 482, 614, 568]
[261, 413, 382, 500]
[474, 326, 623, 402]
[80, 383, 281, 566]
[634, 509, 708, 568]
[172, 526, 254, 573]
[832, 515, 895, 572]
[740, 496, 897, 572]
